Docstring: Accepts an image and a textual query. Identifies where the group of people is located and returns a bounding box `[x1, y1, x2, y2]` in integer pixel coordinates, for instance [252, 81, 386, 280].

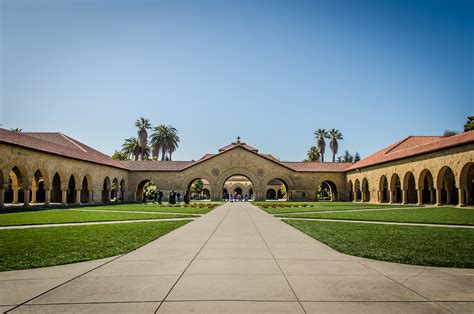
[223, 192, 251, 202]
[142, 189, 190, 205]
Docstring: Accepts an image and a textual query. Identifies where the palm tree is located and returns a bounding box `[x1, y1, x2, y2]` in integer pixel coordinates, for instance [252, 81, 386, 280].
[314, 129, 328, 162]
[328, 128, 343, 162]
[121, 137, 140, 160]
[150, 124, 180, 161]
[135, 117, 151, 161]
[306, 146, 320, 162]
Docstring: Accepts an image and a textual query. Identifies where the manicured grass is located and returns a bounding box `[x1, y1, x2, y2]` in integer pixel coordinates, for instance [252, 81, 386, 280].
[279, 207, 474, 225]
[0, 221, 190, 271]
[259, 201, 412, 214]
[0, 208, 196, 226]
[95, 203, 219, 214]
[285, 220, 474, 268]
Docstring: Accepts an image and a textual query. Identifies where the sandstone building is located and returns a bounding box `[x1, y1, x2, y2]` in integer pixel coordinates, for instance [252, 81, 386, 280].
[0, 128, 472, 207]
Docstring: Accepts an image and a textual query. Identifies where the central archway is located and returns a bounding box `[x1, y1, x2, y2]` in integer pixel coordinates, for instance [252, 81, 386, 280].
[223, 175, 254, 201]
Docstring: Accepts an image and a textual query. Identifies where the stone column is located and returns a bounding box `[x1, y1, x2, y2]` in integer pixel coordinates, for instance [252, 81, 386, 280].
[12, 187, 19, 204]
[61, 190, 67, 206]
[378, 191, 382, 203]
[44, 190, 51, 206]
[353, 191, 358, 202]
[75, 190, 81, 205]
[23, 188, 30, 207]
[402, 189, 407, 204]
[458, 189, 466, 207]
[88, 190, 93, 203]
[31, 187, 37, 203]
[416, 189, 423, 206]
[435, 188, 442, 206]
[0, 189, 4, 208]
[388, 190, 394, 204]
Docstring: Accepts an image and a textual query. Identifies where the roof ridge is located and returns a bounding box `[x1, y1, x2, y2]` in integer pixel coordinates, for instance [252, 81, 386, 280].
[59, 133, 88, 153]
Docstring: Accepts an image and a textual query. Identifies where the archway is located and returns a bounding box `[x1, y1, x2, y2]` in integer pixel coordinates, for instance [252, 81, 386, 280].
[379, 176, 389, 203]
[102, 177, 111, 202]
[390, 174, 402, 203]
[354, 179, 361, 202]
[135, 179, 155, 201]
[266, 178, 288, 201]
[460, 163, 474, 205]
[80, 175, 91, 203]
[403, 172, 417, 204]
[361, 178, 370, 202]
[419, 169, 435, 204]
[111, 178, 119, 201]
[266, 189, 276, 200]
[223, 175, 254, 201]
[119, 179, 126, 201]
[319, 180, 338, 201]
[437, 166, 458, 205]
[188, 178, 211, 200]
[5, 166, 24, 204]
[348, 180, 354, 201]
[51, 172, 62, 203]
[66, 175, 76, 204]
[31, 170, 46, 204]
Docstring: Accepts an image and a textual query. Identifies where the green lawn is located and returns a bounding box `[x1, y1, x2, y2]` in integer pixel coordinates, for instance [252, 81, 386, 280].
[285, 220, 474, 268]
[94, 203, 219, 214]
[279, 207, 474, 225]
[259, 201, 412, 214]
[0, 221, 190, 271]
[0, 208, 196, 226]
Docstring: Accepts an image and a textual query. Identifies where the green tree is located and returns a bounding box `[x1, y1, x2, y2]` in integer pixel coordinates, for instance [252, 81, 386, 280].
[111, 150, 128, 160]
[150, 124, 180, 161]
[135, 117, 151, 161]
[328, 128, 343, 162]
[191, 179, 204, 195]
[340, 150, 353, 162]
[464, 116, 474, 132]
[314, 128, 329, 162]
[353, 152, 361, 162]
[121, 137, 140, 160]
[306, 146, 321, 162]
[443, 130, 458, 137]
[10, 128, 22, 132]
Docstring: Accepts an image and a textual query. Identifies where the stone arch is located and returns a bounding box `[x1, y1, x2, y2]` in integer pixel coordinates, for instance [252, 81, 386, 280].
[348, 180, 354, 201]
[111, 177, 120, 201]
[266, 178, 289, 201]
[102, 176, 111, 202]
[80, 174, 93, 203]
[458, 162, 474, 205]
[379, 175, 389, 203]
[5, 165, 27, 204]
[361, 178, 370, 202]
[135, 179, 156, 201]
[437, 166, 458, 205]
[66, 173, 79, 204]
[418, 169, 435, 204]
[216, 168, 260, 201]
[51, 172, 63, 204]
[402, 171, 418, 204]
[319, 180, 338, 201]
[30, 169, 47, 203]
[389, 173, 402, 203]
[354, 179, 361, 202]
[266, 188, 276, 200]
[119, 178, 127, 201]
[188, 178, 212, 201]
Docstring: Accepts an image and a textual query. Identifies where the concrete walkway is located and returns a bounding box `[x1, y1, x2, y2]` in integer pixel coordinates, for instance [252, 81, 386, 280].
[1, 203, 473, 313]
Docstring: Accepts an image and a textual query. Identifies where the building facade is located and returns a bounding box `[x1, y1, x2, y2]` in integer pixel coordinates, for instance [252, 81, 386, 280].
[0, 129, 473, 207]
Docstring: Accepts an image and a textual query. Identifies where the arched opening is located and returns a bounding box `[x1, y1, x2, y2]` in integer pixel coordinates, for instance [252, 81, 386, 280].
[111, 178, 119, 201]
[266, 189, 276, 200]
[348, 180, 354, 201]
[188, 178, 211, 201]
[403, 172, 417, 204]
[5, 166, 24, 204]
[419, 170, 435, 204]
[390, 174, 402, 203]
[223, 175, 254, 201]
[379, 176, 389, 203]
[361, 178, 370, 202]
[30, 170, 46, 204]
[66, 175, 76, 204]
[438, 167, 458, 205]
[459, 162, 473, 206]
[80, 176, 90, 203]
[51, 173, 62, 203]
[102, 177, 111, 202]
[318, 180, 338, 201]
[354, 179, 361, 202]
[266, 178, 288, 201]
[119, 179, 126, 201]
[135, 179, 157, 202]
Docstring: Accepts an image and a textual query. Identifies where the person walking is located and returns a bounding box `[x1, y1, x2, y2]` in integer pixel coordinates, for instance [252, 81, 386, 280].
[177, 192, 181, 204]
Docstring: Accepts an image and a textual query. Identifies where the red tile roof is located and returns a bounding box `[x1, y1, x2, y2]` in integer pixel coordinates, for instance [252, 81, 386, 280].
[0, 129, 128, 169]
[348, 131, 474, 171]
[118, 160, 196, 171]
[281, 162, 354, 172]
[219, 142, 258, 153]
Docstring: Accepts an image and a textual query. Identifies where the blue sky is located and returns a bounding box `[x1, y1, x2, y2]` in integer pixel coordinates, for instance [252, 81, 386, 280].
[1, 0, 472, 161]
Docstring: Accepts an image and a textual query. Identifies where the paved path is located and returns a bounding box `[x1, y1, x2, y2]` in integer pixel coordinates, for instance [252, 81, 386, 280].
[1, 203, 473, 313]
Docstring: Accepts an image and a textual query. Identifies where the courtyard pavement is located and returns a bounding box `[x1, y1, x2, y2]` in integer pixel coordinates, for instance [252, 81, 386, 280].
[1, 202, 473, 313]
